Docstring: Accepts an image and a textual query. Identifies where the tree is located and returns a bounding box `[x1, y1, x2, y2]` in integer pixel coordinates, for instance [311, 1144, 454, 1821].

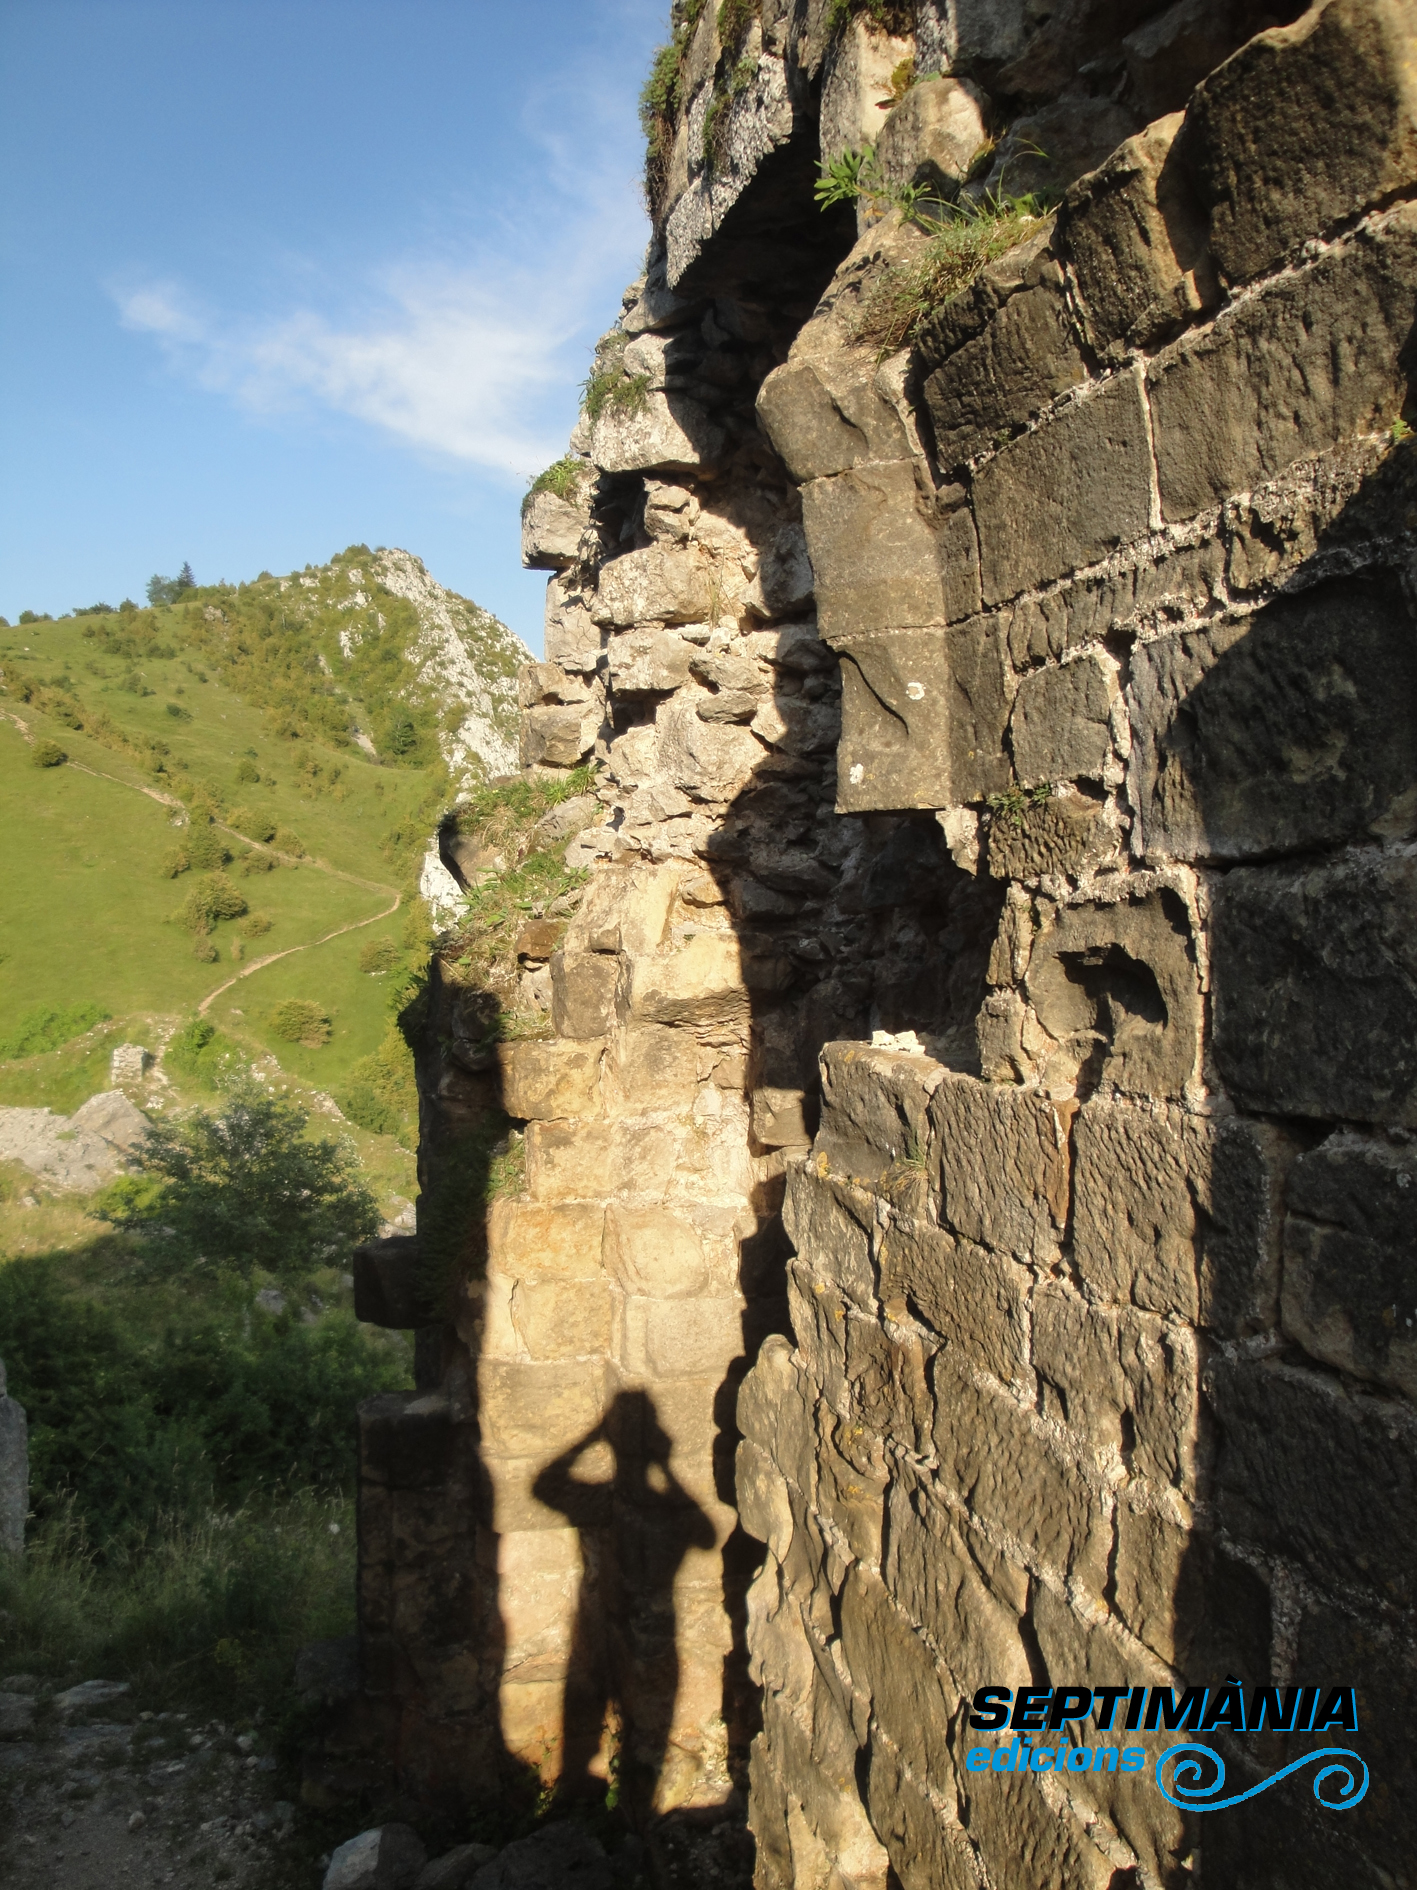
[102, 1078, 379, 1279]
[146, 564, 196, 606]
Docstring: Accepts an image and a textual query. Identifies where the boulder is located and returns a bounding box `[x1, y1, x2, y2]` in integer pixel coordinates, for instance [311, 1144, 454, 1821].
[324, 1825, 428, 1890]
[520, 490, 589, 571]
[468, 1820, 612, 1889]
[415, 1845, 500, 1890]
[874, 75, 990, 202]
[53, 1679, 131, 1718]
[589, 392, 725, 475]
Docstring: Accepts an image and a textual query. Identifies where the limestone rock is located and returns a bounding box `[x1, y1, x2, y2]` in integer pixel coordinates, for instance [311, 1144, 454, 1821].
[589, 392, 725, 475]
[974, 97, 1139, 198]
[53, 1679, 131, 1718]
[415, 1845, 500, 1890]
[0, 1692, 34, 1736]
[1009, 651, 1116, 788]
[496, 1040, 602, 1121]
[590, 546, 713, 627]
[520, 702, 599, 769]
[757, 354, 911, 483]
[324, 1824, 428, 1890]
[875, 75, 990, 202]
[109, 1042, 149, 1085]
[520, 490, 589, 571]
[985, 786, 1111, 880]
[801, 459, 945, 638]
[1184, 0, 1417, 284]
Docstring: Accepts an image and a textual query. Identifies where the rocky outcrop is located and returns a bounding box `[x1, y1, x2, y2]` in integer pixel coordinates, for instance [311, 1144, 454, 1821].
[353, 1, 1417, 1883]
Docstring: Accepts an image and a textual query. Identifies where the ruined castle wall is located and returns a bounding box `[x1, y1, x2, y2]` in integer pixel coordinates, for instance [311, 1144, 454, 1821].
[354, 1, 1417, 1881]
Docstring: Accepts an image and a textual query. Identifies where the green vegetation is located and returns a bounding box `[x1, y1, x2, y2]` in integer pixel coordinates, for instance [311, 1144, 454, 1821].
[32, 738, 66, 767]
[581, 332, 652, 425]
[98, 1080, 378, 1280]
[988, 782, 1054, 829]
[522, 455, 588, 515]
[0, 1000, 110, 1062]
[825, 0, 913, 33]
[269, 998, 333, 1047]
[358, 935, 402, 975]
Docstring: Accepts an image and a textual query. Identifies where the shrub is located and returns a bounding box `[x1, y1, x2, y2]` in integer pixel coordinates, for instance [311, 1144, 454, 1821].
[193, 937, 219, 962]
[0, 1000, 111, 1061]
[272, 825, 306, 857]
[240, 912, 273, 939]
[183, 824, 230, 871]
[159, 845, 189, 878]
[358, 937, 402, 975]
[228, 806, 276, 843]
[269, 999, 332, 1047]
[521, 455, 587, 516]
[33, 740, 67, 767]
[853, 192, 1056, 354]
[179, 872, 247, 932]
[164, 701, 191, 720]
[338, 1025, 418, 1139]
[234, 757, 261, 784]
[164, 1017, 242, 1089]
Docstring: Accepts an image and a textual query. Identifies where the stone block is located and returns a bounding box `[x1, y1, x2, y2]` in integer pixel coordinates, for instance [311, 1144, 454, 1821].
[590, 545, 713, 627]
[520, 702, 599, 769]
[549, 951, 619, 1040]
[520, 488, 589, 571]
[929, 1071, 1069, 1264]
[958, 1760, 1117, 1890]
[655, 692, 766, 800]
[937, 502, 982, 624]
[479, 1361, 607, 1459]
[1032, 1285, 1200, 1491]
[323, 1823, 427, 1890]
[782, 1162, 877, 1308]
[736, 1437, 794, 1561]
[840, 1566, 956, 1787]
[415, 1843, 499, 1890]
[800, 460, 945, 640]
[874, 74, 989, 202]
[751, 1087, 815, 1150]
[1184, 0, 1417, 285]
[817, 1043, 941, 1186]
[486, 1199, 604, 1282]
[606, 629, 696, 695]
[844, 1308, 933, 1459]
[1060, 111, 1214, 353]
[601, 1026, 698, 1115]
[589, 392, 725, 476]
[931, 1356, 1112, 1592]
[524, 1121, 677, 1203]
[922, 279, 1086, 475]
[756, 355, 910, 484]
[985, 786, 1111, 881]
[1072, 1101, 1297, 1332]
[1112, 1491, 1273, 1678]
[624, 934, 754, 1027]
[495, 1040, 602, 1121]
[833, 619, 1012, 814]
[865, 1725, 979, 1890]
[877, 1219, 1030, 1384]
[482, 1448, 612, 1532]
[352, 1238, 434, 1330]
[1212, 849, 1417, 1124]
[737, 1335, 817, 1496]
[619, 1295, 743, 1379]
[1148, 207, 1417, 521]
[1127, 575, 1417, 863]
[1008, 651, 1116, 788]
[564, 863, 679, 956]
[973, 373, 1153, 604]
[1206, 1355, 1417, 1609]
[603, 1202, 712, 1298]
[507, 1278, 612, 1362]
[1283, 1132, 1417, 1398]
[1023, 887, 1202, 1101]
[359, 1393, 452, 1491]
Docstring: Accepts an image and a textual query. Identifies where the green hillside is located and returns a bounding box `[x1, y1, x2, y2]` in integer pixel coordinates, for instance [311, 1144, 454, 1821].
[0, 544, 528, 1221]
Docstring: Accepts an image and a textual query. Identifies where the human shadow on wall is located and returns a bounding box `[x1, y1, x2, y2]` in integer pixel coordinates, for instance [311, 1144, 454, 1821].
[533, 1389, 716, 1806]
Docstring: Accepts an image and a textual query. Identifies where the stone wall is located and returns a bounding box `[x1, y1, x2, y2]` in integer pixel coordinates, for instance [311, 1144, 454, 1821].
[353, 0, 1417, 1882]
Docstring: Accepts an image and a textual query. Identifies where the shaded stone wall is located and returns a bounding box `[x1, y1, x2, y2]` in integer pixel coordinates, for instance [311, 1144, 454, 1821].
[352, 0, 1417, 1882]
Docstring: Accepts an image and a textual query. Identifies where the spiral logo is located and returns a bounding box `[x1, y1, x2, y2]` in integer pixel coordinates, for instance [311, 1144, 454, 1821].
[1157, 1743, 1369, 1812]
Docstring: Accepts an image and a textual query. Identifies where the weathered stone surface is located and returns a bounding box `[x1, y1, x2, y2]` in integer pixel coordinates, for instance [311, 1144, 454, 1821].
[1072, 1100, 1297, 1332]
[864, 1725, 980, 1890]
[834, 619, 1012, 813]
[603, 1203, 711, 1298]
[1212, 849, 1417, 1124]
[624, 934, 754, 1026]
[817, 1043, 941, 1184]
[1009, 651, 1116, 788]
[606, 630, 696, 695]
[801, 460, 945, 639]
[589, 546, 713, 628]
[757, 355, 910, 484]
[589, 392, 725, 476]
[353, 1238, 435, 1330]
[782, 1162, 877, 1307]
[1023, 888, 1203, 1100]
[1283, 1132, 1417, 1398]
[479, 1361, 607, 1459]
[504, 1277, 612, 1361]
[874, 74, 990, 202]
[549, 951, 619, 1040]
[486, 1200, 604, 1282]
[620, 1294, 743, 1379]
[977, 97, 1139, 198]
[414, 1842, 499, 1890]
[359, 1392, 452, 1490]
[1112, 1493, 1273, 1679]
[520, 702, 599, 769]
[601, 1026, 698, 1114]
[1061, 111, 1214, 353]
[520, 489, 589, 571]
[524, 1120, 677, 1203]
[985, 786, 1111, 880]
[1206, 1355, 1417, 1609]
[496, 1040, 602, 1120]
[323, 1824, 427, 1890]
[922, 278, 1086, 474]
[1184, 0, 1417, 285]
[878, 1218, 1030, 1383]
[1148, 207, 1417, 521]
[655, 692, 765, 800]
[974, 373, 1154, 603]
[467, 1821, 612, 1889]
[1128, 575, 1417, 862]
[930, 1071, 1069, 1262]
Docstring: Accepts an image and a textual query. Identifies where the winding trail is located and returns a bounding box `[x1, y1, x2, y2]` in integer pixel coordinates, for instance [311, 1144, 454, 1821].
[3, 708, 402, 1016]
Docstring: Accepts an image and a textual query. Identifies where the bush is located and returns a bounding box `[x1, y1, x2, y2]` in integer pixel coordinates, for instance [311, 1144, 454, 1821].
[193, 937, 219, 962]
[179, 872, 247, 932]
[234, 757, 261, 785]
[33, 740, 67, 767]
[338, 1085, 402, 1136]
[165, 701, 191, 720]
[164, 1017, 242, 1089]
[272, 825, 306, 856]
[98, 1079, 378, 1279]
[240, 912, 273, 939]
[183, 824, 230, 871]
[159, 845, 189, 878]
[0, 1000, 110, 1061]
[269, 998, 332, 1047]
[228, 805, 276, 843]
[357, 937, 402, 975]
[239, 850, 275, 876]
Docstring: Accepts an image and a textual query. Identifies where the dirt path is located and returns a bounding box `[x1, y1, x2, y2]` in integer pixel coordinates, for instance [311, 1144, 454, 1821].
[3, 708, 403, 1019]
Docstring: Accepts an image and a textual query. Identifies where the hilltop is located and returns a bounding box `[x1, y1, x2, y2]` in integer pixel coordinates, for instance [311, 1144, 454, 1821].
[0, 545, 529, 1227]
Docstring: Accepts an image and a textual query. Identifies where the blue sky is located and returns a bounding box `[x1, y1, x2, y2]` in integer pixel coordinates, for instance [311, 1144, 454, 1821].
[0, 0, 667, 650]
